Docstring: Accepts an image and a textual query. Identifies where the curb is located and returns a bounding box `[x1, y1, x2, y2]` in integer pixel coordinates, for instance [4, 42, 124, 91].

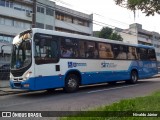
[0, 90, 28, 96]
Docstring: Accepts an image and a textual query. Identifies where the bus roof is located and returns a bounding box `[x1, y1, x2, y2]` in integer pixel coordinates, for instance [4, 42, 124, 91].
[25, 28, 155, 49]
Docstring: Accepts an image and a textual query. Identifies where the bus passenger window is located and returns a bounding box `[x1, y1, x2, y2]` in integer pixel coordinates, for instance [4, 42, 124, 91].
[85, 41, 96, 58]
[127, 47, 138, 60]
[114, 45, 127, 59]
[98, 43, 114, 59]
[61, 47, 73, 57]
[60, 37, 78, 58]
[148, 49, 156, 61]
[79, 41, 85, 58]
[138, 48, 148, 60]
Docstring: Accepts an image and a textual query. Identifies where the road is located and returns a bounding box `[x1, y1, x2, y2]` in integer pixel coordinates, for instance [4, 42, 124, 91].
[0, 78, 160, 119]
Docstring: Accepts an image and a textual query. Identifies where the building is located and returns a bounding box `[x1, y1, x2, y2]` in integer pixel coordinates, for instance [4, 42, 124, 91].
[115, 23, 160, 61]
[0, 0, 93, 66]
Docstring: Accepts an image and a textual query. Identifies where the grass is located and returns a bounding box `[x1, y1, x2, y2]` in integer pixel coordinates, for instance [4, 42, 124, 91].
[60, 90, 160, 120]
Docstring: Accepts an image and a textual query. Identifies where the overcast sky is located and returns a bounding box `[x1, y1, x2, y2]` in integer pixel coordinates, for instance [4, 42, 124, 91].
[50, 0, 160, 33]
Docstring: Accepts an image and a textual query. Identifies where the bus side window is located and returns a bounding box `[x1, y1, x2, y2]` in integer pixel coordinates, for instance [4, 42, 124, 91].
[85, 41, 96, 58]
[114, 45, 127, 59]
[148, 49, 156, 61]
[98, 43, 114, 59]
[60, 37, 78, 58]
[127, 47, 138, 60]
[79, 40, 85, 58]
[138, 48, 148, 60]
[79, 40, 98, 59]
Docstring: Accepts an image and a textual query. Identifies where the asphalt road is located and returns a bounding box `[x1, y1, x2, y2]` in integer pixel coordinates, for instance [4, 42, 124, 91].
[0, 78, 160, 119]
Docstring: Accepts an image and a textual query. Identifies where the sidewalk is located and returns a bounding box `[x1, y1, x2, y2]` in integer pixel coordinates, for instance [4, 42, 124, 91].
[0, 74, 160, 96]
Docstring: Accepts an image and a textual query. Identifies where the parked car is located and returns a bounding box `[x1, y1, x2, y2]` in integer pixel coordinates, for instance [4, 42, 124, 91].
[0, 64, 10, 80]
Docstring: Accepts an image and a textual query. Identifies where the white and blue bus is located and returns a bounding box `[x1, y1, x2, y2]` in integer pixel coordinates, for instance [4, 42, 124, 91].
[10, 28, 158, 92]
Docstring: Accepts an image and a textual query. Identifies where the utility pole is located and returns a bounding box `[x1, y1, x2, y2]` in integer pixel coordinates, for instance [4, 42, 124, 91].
[32, 0, 36, 28]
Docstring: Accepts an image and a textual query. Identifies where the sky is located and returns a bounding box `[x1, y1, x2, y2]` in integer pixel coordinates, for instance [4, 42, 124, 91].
[50, 0, 160, 33]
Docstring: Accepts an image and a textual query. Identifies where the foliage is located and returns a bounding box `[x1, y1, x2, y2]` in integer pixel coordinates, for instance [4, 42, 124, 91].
[115, 0, 160, 16]
[60, 90, 160, 120]
[97, 27, 123, 41]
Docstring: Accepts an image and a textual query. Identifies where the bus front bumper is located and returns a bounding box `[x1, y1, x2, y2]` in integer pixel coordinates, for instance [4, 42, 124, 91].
[10, 78, 35, 90]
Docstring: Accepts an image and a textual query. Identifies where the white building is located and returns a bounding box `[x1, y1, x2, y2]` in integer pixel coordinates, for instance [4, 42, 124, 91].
[0, 0, 93, 66]
[115, 23, 160, 61]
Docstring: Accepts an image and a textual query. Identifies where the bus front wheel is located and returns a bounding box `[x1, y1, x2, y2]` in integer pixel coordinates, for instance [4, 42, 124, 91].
[64, 74, 79, 93]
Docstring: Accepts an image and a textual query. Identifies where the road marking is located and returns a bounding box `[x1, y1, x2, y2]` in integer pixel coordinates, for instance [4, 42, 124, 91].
[87, 84, 140, 94]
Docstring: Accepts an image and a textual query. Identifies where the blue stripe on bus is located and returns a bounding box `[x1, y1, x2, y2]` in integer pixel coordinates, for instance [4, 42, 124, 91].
[10, 61, 158, 90]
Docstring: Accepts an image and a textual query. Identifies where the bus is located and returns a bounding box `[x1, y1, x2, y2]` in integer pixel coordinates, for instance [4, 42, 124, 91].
[10, 28, 158, 92]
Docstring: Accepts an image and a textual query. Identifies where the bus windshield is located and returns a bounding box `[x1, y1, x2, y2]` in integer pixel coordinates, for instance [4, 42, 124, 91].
[11, 32, 32, 70]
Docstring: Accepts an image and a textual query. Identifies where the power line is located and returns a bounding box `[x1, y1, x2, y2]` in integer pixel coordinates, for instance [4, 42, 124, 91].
[50, 0, 130, 26]
[37, 1, 139, 37]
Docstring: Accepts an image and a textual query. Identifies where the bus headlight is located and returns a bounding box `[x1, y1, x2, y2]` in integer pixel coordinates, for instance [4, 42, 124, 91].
[10, 73, 13, 80]
[24, 71, 32, 80]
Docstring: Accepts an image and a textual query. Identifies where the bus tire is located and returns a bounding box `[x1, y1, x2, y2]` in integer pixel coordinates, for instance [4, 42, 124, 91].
[128, 70, 138, 84]
[64, 74, 79, 93]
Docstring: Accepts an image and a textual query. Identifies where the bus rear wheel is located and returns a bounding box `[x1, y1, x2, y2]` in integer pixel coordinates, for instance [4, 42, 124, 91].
[64, 74, 79, 93]
[128, 70, 138, 84]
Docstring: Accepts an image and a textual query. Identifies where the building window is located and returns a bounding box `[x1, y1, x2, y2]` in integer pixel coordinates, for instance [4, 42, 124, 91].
[37, 6, 44, 14]
[14, 21, 23, 28]
[0, 17, 5, 25]
[10, 1, 13, 8]
[0, 16, 31, 29]
[5, 18, 13, 26]
[0, 0, 5, 6]
[24, 23, 31, 29]
[46, 8, 54, 16]
[14, 3, 22, 11]
[56, 12, 90, 27]
[5, 0, 9, 7]
[36, 22, 44, 29]
[0, 34, 13, 43]
[46, 25, 53, 30]
[0, 35, 3, 42]
[0, 0, 32, 12]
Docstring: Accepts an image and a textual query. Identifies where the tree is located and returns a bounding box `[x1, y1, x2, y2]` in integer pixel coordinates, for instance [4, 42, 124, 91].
[115, 0, 160, 16]
[98, 27, 123, 41]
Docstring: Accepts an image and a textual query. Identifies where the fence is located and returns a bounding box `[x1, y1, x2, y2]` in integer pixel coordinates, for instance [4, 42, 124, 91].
[0, 63, 10, 80]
